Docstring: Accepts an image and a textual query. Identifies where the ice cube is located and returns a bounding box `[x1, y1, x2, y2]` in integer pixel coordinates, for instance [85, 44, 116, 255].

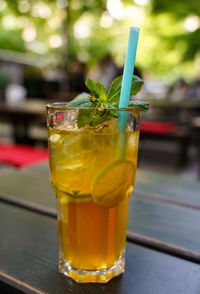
[49, 134, 63, 144]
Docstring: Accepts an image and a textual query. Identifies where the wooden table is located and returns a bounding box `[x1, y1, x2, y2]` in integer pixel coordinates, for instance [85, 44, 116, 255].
[0, 161, 200, 293]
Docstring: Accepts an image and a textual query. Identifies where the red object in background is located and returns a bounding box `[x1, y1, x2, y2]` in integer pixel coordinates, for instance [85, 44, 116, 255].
[140, 121, 177, 134]
[0, 143, 49, 168]
[56, 112, 64, 123]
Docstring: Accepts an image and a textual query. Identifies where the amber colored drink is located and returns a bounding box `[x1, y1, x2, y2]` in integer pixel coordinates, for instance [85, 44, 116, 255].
[47, 106, 140, 283]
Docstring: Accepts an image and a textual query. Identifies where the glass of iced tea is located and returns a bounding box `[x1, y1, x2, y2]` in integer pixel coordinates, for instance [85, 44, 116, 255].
[46, 104, 140, 283]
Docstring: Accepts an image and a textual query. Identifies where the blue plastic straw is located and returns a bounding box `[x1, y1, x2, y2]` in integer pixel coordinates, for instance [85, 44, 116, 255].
[117, 27, 140, 131]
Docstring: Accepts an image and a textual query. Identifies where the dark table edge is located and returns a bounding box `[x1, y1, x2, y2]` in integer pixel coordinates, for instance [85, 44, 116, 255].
[135, 191, 200, 211]
[127, 232, 200, 265]
[0, 270, 43, 294]
[0, 193, 56, 218]
[1, 193, 200, 265]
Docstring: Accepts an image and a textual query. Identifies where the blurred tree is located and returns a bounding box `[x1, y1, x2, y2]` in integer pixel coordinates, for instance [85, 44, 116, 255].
[0, 0, 199, 82]
[151, 0, 200, 74]
[0, 0, 67, 64]
[67, 0, 200, 81]
[152, 0, 200, 17]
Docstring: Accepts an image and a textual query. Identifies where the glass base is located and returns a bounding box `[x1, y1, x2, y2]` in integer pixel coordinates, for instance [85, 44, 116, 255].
[59, 251, 125, 283]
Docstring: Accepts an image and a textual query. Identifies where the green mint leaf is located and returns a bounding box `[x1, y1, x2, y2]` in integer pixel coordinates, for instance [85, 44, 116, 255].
[77, 110, 95, 128]
[100, 102, 115, 109]
[67, 93, 94, 108]
[77, 107, 115, 128]
[107, 75, 123, 103]
[130, 76, 144, 96]
[128, 101, 149, 112]
[107, 75, 144, 104]
[85, 79, 107, 101]
[67, 75, 148, 128]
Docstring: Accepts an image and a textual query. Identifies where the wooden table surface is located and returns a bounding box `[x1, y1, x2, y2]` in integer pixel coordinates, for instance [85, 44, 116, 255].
[0, 161, 200, 293]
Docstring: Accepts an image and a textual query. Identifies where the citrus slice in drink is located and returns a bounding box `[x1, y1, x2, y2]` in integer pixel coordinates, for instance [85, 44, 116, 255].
[92, 160, 135, 207]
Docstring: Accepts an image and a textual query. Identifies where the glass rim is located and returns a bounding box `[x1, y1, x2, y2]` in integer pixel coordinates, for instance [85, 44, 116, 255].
[46, 102, 139, 112]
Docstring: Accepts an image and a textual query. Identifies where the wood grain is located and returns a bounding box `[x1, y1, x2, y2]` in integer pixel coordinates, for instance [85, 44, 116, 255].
[0, 169, 54, 208]
[0, 202, 200, 294]
[127, 232, 200, 264]
[0, 169, 200, 262]
[25, 161, 200, 208]
[128, 197, 200, 254]
[135, 169, 200, 207]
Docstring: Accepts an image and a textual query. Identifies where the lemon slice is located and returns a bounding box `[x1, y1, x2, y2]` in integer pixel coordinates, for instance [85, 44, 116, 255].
[92, 160, 135, 208]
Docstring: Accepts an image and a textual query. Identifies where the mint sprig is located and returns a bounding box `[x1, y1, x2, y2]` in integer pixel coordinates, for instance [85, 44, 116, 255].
[77, 108, 116, 128]
[107, 75, 144, 104]
[128, 100, 149, 112]
[67, 75, 149, 128]
[86, 79, 107, 101]
[67, 93, 95, 108]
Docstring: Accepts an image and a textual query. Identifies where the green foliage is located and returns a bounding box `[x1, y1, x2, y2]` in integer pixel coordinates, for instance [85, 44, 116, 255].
[107, 75, 144, 104]
[68, 75, 147, 128]
[183, 29, 200, 61]
[151, 0, 200, 76]
[152, 0, 200, 17]
[67, 93, 94, 108]
[0, 29, 26, 52]
[107, 76, 123, 104]
[128, 101, 149, 112]
[1, 0, 199, 81]
[85, 79, 107, 101]
[77, 109, 115, 128]
[0, 72, 12, 88]
[0, 0, 67, 58]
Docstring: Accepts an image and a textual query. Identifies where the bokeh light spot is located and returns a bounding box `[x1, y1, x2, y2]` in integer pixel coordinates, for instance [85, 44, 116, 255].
[49, 35, 63, 48]
[22, 25, 37, 42]
[74, 20, 91, 39]
[31, 2, 52, 19]
[57, 0, 68, 9]
[184, 15, 200, 32]
[107, 0, 124, 20]
[134, 0, 149, 6]
[18, 0, 31, 13]
[0, 0, 7, 12]
[100, 11, 113, 28]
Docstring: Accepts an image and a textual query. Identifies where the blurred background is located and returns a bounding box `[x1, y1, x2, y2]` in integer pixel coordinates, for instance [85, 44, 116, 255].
[0, 0, 200, 180]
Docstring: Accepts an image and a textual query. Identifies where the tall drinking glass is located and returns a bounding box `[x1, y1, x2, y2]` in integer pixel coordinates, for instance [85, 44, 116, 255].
[46, 104, 140, 283]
